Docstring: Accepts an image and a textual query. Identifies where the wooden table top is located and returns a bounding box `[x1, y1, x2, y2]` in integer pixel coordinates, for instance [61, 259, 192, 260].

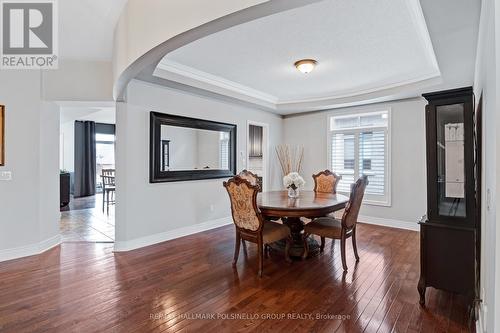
[257, 190, 349, 218]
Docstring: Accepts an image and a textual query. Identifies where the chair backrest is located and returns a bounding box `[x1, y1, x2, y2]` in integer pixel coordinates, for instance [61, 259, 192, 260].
[341, 176, 369, 229]
[102, 169, 115, 177]
[223, 176, 263, 232]
[101, 175, 115, 186]
[238, 169, 259, 186]
[313, 170, 341, 194]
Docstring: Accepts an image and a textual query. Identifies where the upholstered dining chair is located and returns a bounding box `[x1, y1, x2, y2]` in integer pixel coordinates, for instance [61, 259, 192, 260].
[224, 176, 292, 277]
[238, 169, 260, 190]
[312, 169, 343, 219]
[312, 170, 342, 194]
[303, 176, 369, 271]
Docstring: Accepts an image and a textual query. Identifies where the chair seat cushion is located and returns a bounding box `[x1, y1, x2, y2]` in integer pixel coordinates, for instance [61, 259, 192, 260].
[304, 217, 343, 239]
[263, 221, 290, 244]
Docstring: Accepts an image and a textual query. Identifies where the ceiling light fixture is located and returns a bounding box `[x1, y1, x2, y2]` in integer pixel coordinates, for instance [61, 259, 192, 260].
[294, 59, 317, 74]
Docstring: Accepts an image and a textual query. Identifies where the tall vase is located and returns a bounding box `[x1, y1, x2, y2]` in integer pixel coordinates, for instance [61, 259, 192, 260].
[288, 187, 300, 198]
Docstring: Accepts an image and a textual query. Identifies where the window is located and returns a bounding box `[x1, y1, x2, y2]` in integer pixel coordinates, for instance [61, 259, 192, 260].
[161, 140, 170, 170]
[328, 110, 390, 205]
[219, 132, 230, 170]
[95, 132, 115, 192]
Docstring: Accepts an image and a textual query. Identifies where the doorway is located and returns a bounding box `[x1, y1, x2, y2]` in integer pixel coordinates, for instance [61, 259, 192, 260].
[247, 121, 269, 191]
[59, 105, 116, 243]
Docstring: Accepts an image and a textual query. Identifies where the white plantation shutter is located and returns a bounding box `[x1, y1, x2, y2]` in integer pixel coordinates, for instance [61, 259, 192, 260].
[331, 133, 355, 193]
[220, 132, 229, 169]
[359, 130, 386, 196]
[329, 111, 390, 205]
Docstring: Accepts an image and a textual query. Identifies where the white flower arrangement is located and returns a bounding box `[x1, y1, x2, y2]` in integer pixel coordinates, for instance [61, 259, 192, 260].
[283, 172, 305, 190]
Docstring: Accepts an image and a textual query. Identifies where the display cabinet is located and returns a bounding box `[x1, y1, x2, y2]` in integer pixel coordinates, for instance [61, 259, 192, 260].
[418, 87, 478, 308]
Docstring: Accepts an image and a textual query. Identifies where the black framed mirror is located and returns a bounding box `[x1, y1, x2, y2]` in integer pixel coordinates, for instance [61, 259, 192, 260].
[150, 112, 237, 183]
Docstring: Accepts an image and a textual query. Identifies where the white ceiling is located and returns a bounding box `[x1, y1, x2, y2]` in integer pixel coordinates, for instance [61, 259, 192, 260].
[154, 0, 480, 114]
[60, 106, 116, 124]
[59, 0, 127, 60]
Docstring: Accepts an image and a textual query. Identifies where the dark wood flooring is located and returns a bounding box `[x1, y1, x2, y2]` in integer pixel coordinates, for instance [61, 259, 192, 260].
[0, 223, 472, 332]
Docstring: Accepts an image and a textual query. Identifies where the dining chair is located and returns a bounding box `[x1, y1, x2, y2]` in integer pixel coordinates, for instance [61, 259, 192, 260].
[312, 170, 342, 194]
[101, 169, 115, 215]
[302, 175, 369, 271]
[223, 176, 292, 277]
[238, 169, 262, 191]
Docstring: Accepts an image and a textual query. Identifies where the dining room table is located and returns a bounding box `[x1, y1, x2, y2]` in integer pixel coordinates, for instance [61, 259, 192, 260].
[257, 190, 350, 258]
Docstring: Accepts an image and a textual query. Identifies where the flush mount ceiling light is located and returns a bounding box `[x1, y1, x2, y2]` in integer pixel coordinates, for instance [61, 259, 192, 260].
[294, 59, 317, 74]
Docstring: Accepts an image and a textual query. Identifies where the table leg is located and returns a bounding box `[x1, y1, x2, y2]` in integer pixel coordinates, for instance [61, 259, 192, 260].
[269, 217, 320, 258]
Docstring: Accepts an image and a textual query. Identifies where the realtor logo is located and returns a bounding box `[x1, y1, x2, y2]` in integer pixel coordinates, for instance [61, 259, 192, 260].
[1, 0, 58, 69]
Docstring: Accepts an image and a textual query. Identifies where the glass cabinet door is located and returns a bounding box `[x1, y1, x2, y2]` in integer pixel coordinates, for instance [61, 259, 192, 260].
[435, 103, 466, 217]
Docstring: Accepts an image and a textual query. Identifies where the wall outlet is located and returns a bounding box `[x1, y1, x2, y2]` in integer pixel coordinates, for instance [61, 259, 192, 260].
[0, 171, 12, 181]
[210, 204, 215, 212]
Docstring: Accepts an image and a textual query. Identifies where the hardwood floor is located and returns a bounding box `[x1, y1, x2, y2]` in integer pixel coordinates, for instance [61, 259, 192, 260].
[0, 223, 472, 332]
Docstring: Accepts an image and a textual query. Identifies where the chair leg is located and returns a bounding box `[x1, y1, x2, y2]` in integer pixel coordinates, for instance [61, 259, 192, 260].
[102, 189, 105, 212]
[242, 239, 248, 256]
[302, 233, 309, 259]
[284, 236, 292, 263]
[258, 241, 264, 277]
[106, 190, 110, 215]
[232, 231, 241, 267]
[352, 227, 360, 262]
[341, 232, 348, 271]
[320, 236, 325, 252]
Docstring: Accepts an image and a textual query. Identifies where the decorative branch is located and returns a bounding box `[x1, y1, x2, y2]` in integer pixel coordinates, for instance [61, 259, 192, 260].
[276, 145, 304, 176]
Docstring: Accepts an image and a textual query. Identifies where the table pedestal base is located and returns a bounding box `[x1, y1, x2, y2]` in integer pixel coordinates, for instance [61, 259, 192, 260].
[268, 217, 319, 258]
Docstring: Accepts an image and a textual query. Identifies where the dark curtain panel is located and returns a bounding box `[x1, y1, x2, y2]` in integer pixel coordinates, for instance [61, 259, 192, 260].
[249, 125, 263, 157]
[74, 121, 96, 197]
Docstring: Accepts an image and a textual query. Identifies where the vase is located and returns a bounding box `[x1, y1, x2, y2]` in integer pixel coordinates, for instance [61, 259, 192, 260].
[288, 187, 299, 198]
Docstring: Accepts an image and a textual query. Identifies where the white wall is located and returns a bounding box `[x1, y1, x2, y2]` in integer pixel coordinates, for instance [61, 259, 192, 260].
[60, 121, 75, 172]
[42, 60, 113, 101]
[473, 0, 499, 331]
[283, 99, 427, 228]
[0, 71, 60, 260]
[114, 79, 283, 250]
[161, 126, 197, 170]
[196, 130, 221, 169]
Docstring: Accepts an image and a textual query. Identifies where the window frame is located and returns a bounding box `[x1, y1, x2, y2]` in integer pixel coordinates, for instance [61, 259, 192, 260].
[326, 108, 392, 207]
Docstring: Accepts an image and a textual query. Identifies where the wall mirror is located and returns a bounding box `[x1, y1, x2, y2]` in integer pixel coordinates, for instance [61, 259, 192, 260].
[150, 112, 236, 182]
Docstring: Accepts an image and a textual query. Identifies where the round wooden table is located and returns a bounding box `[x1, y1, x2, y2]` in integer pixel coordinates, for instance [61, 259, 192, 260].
[257, 190, 349, 257]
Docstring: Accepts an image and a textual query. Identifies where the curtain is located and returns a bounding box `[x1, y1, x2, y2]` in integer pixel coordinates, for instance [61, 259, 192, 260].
[74, 121, 96, 197]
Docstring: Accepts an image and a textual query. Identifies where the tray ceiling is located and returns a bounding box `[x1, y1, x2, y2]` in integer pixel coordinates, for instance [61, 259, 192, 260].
[154, 0, 441, 113]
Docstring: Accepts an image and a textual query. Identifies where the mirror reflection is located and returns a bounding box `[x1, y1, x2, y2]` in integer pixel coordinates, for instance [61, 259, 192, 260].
[160, 125, 230, 171]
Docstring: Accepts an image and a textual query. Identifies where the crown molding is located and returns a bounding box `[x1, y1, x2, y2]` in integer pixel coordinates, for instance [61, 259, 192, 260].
[156, 59, 278, 104]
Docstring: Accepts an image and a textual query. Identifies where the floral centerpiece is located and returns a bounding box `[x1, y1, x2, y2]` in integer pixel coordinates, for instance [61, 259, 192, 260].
[283, 172, 305, 198]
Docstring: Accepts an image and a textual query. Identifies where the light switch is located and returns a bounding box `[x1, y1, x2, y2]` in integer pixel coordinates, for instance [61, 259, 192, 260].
[0, 171, 12, 181]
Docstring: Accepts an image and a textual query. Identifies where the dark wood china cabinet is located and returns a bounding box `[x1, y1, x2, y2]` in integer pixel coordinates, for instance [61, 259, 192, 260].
[418, 87, 478, 309]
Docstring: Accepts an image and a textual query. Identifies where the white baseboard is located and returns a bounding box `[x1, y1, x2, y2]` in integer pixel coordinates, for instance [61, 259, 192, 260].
[358, 215, 419, 231]
[0, 234, 61, 263]
[114, 216, 233, 252]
